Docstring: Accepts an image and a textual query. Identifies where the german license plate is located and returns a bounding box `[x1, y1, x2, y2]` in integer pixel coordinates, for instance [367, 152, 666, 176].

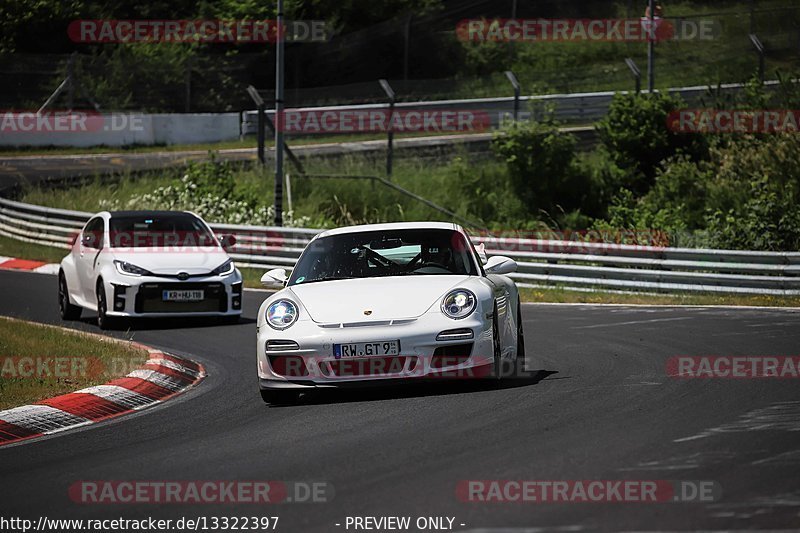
[162, 289, 204, 302]
[333, 340, 400, 359]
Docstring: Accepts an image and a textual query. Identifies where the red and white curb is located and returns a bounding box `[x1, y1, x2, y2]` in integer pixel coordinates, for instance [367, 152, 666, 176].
[0, 337, 205, 447]
[0, 256, 59, 274]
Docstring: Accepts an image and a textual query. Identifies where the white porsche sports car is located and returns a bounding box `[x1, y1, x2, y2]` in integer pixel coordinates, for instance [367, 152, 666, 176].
[256, 222, 524, 404]
[59, 210, 243, 329]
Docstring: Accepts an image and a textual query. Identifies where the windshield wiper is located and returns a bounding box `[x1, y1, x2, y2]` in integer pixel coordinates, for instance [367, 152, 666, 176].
[301, 276, 355, 284]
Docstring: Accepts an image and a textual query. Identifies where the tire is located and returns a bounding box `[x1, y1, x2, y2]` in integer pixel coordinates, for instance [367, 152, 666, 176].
[515, 301, 526, 375]
[490, 309, 510, 380]
[96, 280, 116, 330]
[58, 272, 82, 321]
[260, 389, 299, 405]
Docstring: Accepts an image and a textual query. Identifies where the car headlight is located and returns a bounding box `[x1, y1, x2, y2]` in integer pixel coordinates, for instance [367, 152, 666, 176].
[114, 260, 151, 276]
[441, 289, 476, 320]
[211, 259, 235, 276]
[266, 299, 298, 330]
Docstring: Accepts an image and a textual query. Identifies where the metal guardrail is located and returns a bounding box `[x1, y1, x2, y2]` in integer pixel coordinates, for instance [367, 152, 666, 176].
[241, 80, 785, 136]
[2, 197, 799, 296]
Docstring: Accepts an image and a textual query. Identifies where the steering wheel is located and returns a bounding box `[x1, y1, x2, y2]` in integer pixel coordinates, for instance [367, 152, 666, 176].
[412, 261, 451, 272]
[359, 246, 396, 270]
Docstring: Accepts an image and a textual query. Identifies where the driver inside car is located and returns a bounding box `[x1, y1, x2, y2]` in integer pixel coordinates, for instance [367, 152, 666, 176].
[421, 243, 453, 272]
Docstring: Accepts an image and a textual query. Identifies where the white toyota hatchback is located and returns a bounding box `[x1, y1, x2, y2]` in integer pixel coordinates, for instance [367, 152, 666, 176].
[59, 210, 243, 329]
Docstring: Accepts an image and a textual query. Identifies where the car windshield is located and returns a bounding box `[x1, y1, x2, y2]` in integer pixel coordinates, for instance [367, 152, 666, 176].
[288, 228, 478, 285]
[109, 213, 216, 248]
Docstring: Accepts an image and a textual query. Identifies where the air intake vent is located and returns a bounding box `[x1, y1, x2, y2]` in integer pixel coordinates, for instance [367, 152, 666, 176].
[436, 328, 474, 341]
[266, 340, 300, 351]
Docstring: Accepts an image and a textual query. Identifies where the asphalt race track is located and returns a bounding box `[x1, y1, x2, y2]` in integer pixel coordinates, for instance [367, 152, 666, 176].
[1, 269, 799, 532]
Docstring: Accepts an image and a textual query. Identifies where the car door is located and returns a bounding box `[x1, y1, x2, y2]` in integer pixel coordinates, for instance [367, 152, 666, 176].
[76, 217, 105, 304]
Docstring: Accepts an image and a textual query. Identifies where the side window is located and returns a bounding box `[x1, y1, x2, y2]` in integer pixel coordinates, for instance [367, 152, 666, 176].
[82, 218, 105, 250]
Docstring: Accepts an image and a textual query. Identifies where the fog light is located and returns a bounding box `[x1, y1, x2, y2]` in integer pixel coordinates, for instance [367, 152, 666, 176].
[112, 285, 127, 311]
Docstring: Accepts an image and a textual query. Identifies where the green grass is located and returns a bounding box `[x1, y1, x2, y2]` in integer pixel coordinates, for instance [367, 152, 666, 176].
[0, 316, 147, 410]
[19, 152, 523, 229]
[21, 171, 181, 214]
[0, 234, 68, 263]
[519, 286, 800, 307]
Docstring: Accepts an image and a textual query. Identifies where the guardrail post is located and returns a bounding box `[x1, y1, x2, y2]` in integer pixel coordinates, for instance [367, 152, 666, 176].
[749, 34, 765, 83]
[505, 71, 521, 120]
[379, 79, 396, 178]
[624, 58, 641, 94]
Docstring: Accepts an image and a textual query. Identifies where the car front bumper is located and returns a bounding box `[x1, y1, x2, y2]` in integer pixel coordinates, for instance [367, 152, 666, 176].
[105, 272, 243, 317]
[257, 313, 494, 387]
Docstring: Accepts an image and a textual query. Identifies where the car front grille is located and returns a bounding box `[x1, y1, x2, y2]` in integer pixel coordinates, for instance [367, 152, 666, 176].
[430, 343, 473, 368]
[135, 282, 227, 313]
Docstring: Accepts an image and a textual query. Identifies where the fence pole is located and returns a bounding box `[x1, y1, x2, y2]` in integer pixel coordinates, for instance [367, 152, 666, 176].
[246, 86, 266, 165]
[750, 34, 765, 83]
[504, 70, 521, 120]
[379, 79, 396, 178]
[275, 0, 286, 227]
[625, 58, 641, 93]
[67, 53, 75, 110]
[184, 57, 192, 113]
[647, 0, 655, 92]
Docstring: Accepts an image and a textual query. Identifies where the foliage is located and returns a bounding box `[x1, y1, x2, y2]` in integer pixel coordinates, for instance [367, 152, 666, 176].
[596, 92, 709, 193]
[491, 119, 588, 222]
[99, 159, 311, 227]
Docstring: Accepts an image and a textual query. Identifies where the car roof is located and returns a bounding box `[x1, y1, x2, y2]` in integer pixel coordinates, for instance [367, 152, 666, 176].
[315, 221, 462, 239]
[106, 210, 193, 218]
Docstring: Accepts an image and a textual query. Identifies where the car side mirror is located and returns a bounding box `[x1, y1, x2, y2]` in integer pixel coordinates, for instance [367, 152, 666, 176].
[219, 234, 237, 250]
[474, 242, 488, 264]
[485, 255, 517, 275]
[260, 268, 287, 289]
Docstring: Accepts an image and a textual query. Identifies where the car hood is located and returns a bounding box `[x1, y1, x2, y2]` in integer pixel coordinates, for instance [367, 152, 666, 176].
[288, 275, 471, 323]
[110, 248, 230, 275]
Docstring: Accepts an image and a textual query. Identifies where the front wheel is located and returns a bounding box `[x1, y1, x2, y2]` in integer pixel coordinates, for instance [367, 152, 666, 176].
[58, 273, 82, 320]
[491, 311, 513, 380]
[260, 389, 299, 405]
[96, 280, 117, 330]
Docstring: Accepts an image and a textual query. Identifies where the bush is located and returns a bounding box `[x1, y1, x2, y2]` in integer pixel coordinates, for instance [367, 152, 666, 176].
[704, 133, 800, 250]
[100, 159, 310, 227]
[596, 92, 708, 193]
[591, 132, 800, 251]
[491, 119, 588, 220]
